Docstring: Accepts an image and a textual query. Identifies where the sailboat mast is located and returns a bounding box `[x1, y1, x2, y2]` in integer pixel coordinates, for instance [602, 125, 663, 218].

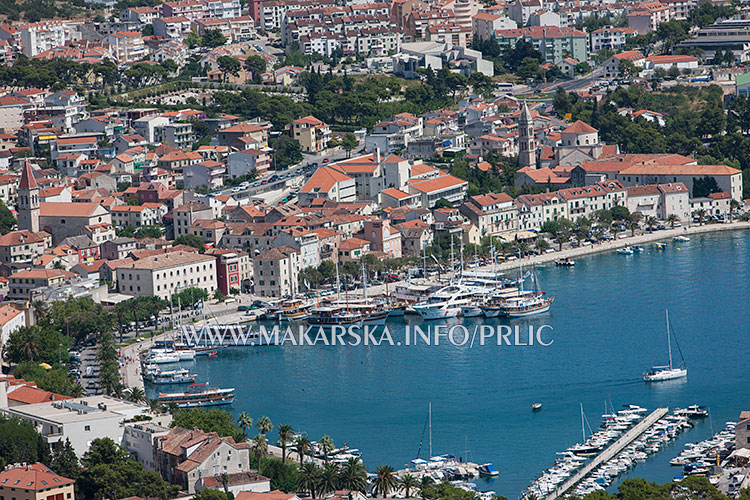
[667, 313, 674, 368]
[580, 403, 586, 442]
[429, 402, 433, 458]
[336, 263, 341, 302]
[362, 261, 368, 301]
[450, 236, 454, 284]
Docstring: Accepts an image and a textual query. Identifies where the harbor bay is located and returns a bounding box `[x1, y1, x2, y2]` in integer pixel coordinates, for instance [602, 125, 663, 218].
[146, 230, 750, 498]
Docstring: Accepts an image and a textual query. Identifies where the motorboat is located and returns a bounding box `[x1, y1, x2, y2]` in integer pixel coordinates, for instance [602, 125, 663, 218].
[478, 463, 499, 477]
[632, 245, 645, 252]
[532, 403, 542, 411]
[555, 258, 575, 266]
[675, 405, 708, 418]
[673, 236, 690, 242]
[644, 309, 687, 382]
[148, 352, 180, 364]
[617, 247, 634, 255]
[413, 284, 475, 320]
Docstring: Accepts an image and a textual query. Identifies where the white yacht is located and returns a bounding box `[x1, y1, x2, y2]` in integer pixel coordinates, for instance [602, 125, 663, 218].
[413, 284, 475, 319]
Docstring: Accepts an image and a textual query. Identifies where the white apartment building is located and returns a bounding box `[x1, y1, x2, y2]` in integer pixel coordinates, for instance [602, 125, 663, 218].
[19, 21, 68, 57]
[1, 396, 148, 457]
[117, 251, 217, 299]
[104, 31, 147, 65]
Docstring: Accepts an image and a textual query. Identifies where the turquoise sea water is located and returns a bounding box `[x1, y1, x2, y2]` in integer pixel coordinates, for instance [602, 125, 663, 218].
[147, 230, 750, 498]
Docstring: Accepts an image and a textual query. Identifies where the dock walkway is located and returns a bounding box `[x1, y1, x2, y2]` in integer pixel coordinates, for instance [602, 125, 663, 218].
[544, 407, 669, 500]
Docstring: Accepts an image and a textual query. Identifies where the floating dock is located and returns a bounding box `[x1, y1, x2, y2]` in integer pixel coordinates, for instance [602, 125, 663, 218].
[544, 407, 669, 500]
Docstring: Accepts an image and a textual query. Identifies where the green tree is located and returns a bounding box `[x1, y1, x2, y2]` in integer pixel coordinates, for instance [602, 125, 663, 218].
[666, 213, 679, 228]
[294, 435, 311, 466]
[0, 200, 16, 234]
[174, 234, 205, 251]
[340, 132, 358, 158]
[433, 198, 454, 209]
[270, 136, 303, 169]
[50, 438, 80, 479]
[252, 434, 268, 475]
[195, 489, 231, 500]
[339, 457, 367, 492]
[245, 55, 266, 84]
[0, 416, 51, 465]
[517, 57, 541, 80]
[373, 465, 396, 497]
[297, 462, 321, 498]
[217, 55, 241, 83]
[618, 59, 638, 79]
[693, 176, 721, 197]
[172, 408, 245, 441]
[277, 423, 294, 464]
[319, 435, 334, 464]
[201, 29, 227, 48]
[399, 474, 419, 498]
[237, 412, 253, 437]
[256, 415, 273, 436]
[318, 463, 339, 496]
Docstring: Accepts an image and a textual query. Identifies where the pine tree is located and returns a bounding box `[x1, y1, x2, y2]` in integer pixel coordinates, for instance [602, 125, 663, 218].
[50, 439, 80, 479]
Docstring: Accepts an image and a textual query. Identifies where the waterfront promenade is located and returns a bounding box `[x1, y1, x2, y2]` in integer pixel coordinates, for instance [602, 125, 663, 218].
[544, 408, 670, 500]
[482, 221, 750, 273]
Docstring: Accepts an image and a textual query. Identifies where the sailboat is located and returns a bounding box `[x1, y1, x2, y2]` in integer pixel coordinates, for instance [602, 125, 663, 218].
[643, 309, 687, 382]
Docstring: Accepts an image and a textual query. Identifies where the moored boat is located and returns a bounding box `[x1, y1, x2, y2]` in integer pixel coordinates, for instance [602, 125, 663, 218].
[279, 298, 313, 322]
[673, 236, 690, 242]
[478, 463, 499, 477]
[532, 403, 542, 411]
[555, 258, 575, 266]
[158, 383, 235, 407]
[617, 247, 634, 255]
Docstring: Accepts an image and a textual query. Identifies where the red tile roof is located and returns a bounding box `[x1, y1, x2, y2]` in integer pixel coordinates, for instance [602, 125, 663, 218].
[0, 463, 74, 490]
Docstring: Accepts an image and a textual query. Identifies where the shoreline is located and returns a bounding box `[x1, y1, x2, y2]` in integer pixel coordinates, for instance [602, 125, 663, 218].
[474, 221, 750, 273]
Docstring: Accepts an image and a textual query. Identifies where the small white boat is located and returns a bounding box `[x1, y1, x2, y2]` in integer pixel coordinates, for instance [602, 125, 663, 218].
[478, 463, 499, 477]
[617, 247, 634, 255]
[460, 303, 484, 317]
[673, 236, 690, 242]
[532, 402, 542, 411]
[674, 405, 708, 418]
[149, 352, 180, 364]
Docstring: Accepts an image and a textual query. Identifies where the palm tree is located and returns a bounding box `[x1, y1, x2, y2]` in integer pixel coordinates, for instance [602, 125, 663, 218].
[319, 435, 334, 464]
[339, 457, 367, 492]
[666, 213, 679, 228]
[554, 233, 568, 251]
[535, 238, 550, 253]
[277, 424, 294, 464]
[515, 240, 529, 258]
[611, 223, 621, 240]
[297, 462, 321, 498]
[398, 474, 419, 498]
[694, 209, 707, 226]
[629, 212, 643, 226]
[252, 434, 268, 475]
[256, 415, 273, 436]
[318, 463, 339, 496]
[295, 435, 311, 466]
[127, 386, 145, 404]
[628, 220, 640, 237]
[373, 465, 396, 498]
[70, 383, 84, 398]
[419, 476, 434, 499]
[148, 398, 164, 414]
[237, 412, 253, 437]
[730, 199, 741, 222]
[645, 216, 658, 232]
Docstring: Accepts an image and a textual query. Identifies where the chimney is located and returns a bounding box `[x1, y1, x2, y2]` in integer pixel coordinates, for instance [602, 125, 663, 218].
[374, 147, 380, 165]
